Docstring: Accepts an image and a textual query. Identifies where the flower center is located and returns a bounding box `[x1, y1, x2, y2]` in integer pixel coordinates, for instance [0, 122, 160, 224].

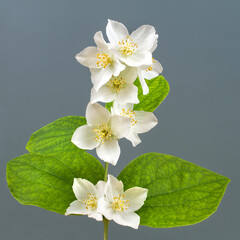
[119, 36, 138, 56]
[112, 195, 130, 212]
[107, 76, 126, 93]
[120, 108, 138, 126]
[80, 193, 97, 210]
[93, 123, 113, 143]
[96, 53, 112, 68]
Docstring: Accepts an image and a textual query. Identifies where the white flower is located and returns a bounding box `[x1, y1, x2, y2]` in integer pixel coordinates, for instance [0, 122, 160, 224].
[98, 175, 148, 229]
[76, 31, 126, 91]
[91, 67, 139, 104]
[65, 178, 106, 221]
[106, 19, 158, 67]
[71, 103, 131, 165]
[112, 103, 158, 147]
[138, 58, 163, 95]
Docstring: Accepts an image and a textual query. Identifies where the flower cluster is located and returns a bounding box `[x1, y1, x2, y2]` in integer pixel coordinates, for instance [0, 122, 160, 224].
[66, 175, 148, 229]
[71, 19, 162, 165]
[66, 19, 162, 229]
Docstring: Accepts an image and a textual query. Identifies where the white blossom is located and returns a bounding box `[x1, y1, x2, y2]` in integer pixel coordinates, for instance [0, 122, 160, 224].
[106, 19, 158, 67]
[91, 67, 139, 104]
[76, 31, 126, 91]
[112, 103, 158, 147]
[71, 103, 131, 165]
[65, 178, 106, 221]
[138, 58, 163, 95]
[98, 175, 148, 229]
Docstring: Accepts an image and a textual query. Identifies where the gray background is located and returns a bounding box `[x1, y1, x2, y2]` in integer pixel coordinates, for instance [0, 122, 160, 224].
[1, 0, 239, 239]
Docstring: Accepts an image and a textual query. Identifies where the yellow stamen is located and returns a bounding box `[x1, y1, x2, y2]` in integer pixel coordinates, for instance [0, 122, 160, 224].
[96, 53, 112, 68]
[112, 194, 130, 212]
[107, 76, 126, 93]
[120, 108, 137, 126]
[80, 193, 97, 210]
[119, 36, 138, 56]
[93, 123, 113, 143]
[146, 66, 153, 72]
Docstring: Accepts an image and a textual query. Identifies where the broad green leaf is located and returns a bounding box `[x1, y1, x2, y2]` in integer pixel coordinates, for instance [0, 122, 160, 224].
[6, 149, 104, 214]
[26, 116, 86, 155]
[118, 153, 230, 228]
[134, 76, 169, 112]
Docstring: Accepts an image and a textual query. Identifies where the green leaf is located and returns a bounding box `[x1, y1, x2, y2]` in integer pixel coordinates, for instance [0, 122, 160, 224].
[134, 76, 169, 112]
[6, 149, 104, 214]
[105, 102, 113, 112]
[26, 116, 86, 155]
[118, 153, 230, 228]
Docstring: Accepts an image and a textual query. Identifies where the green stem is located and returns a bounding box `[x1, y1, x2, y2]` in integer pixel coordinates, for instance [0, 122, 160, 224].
[103, 162, 109, 240]
[103, 218, 109, 240]
[104, 162, 109, 182]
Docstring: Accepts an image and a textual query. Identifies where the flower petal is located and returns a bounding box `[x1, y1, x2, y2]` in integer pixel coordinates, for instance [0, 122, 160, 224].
[76, 46, 100, 68]
[106, 19, 129, 46]
[65, 200, 88, 216]
[111, 115, 131, 139]
[88, 211, 103, 221]
[94, 31, 108, 51]
[111, 102, 134, 115]
[130, 25, 158, 52]
[105, 175, 124, 202]
[140, 69, 158, 81]
[96, 181, 106, 199]
[125, 131, 141, 147]
[123, 52, 152, 67]
[132, 111, 158, 134]
[90, 85, 115, 104]
[113, 211, 140, 229]
[72, 178, 97, 201]
[115, 84, 139, 104]
[96, 139, 120, 165]
[86, 102, 111, 126]
[112, 57, 126, 77]
[90, 67, 113, 91]
[71, 125, 99, 150]
[124, 187, 148, 211]
[149, 36, 158, 52]
[138, 73, 149, 95]
[153, 59, 163, 73]
[117, 66, 138, 84]
[140, 59, 163, 80]
[97, 197, 114, 220]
